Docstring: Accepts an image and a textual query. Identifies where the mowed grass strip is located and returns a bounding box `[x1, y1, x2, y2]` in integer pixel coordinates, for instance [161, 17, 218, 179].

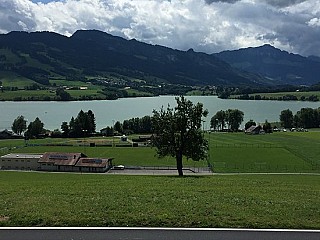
[0, 171, 319, 228]
[207, 132, 320, 173]
[211, 148, 311, 173]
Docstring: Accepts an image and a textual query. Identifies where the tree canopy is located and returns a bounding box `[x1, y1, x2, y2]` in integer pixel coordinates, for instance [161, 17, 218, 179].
[280, 109, 293, 129]
[280, 107, 320, 129]
[11, 115, 27, 135]
[25, 117, 45, 138]
[211, 109, 244, 132]
[61, 110, 96, 137]
[151, 96, 208, 176]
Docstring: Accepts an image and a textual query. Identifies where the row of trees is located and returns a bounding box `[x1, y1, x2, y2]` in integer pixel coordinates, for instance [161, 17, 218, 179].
[237, 94, 319, 102]
[100, 116, 152, 137]
[113, 116, 152, 135]
[280, 108, 320, 129]
[61, 110, 96, 137]
[11, 110, 96, 138]
[12, 115, 45, 139]
[210, 109, 244, 132]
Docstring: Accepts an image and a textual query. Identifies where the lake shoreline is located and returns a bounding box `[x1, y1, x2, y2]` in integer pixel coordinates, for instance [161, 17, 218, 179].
[1, 96, 320, 131]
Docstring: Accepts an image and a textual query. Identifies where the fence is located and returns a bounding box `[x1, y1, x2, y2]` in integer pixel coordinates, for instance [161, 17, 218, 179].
[211, 143, 280, 148]
[125, 165, 212, 173]
[210, 161, 320, 173]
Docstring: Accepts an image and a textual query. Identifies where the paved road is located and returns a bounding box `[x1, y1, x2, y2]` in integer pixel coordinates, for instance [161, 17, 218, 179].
[1, 228, 319, 240]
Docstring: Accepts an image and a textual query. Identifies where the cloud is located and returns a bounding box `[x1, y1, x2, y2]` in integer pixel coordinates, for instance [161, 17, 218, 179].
[205, 0, 308, 7]
[262, 0, 307, 7]
[205, 0, 238, 4]
[0, 0, 319, 57]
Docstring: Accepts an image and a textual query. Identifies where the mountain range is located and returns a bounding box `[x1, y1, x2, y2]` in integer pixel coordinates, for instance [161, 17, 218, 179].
[0, 30, 319, 90]
[215, 44, 320, 86]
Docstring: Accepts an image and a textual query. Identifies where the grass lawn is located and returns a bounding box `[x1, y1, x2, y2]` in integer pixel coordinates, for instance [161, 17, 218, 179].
[2, 131, 320, 172]
[10, 144, 207, 168]
[66, 89, 105, 99]
[0, 90, 56, 100]
[253, 91, 320, 99]
[0, 71, 36, 88]
[207, 132, 320, 173]
[0, 89, 106, 101]
[0, 136, 208, 168]
[125, 88, 154, 97]
[0, 171, 319, 228]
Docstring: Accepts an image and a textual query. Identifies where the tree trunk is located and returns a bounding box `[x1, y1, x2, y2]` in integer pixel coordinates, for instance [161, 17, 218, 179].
[176, 151, 183, 176]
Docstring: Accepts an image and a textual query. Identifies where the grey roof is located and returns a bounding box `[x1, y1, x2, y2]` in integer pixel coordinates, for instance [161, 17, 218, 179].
[1, 153, 43, 159]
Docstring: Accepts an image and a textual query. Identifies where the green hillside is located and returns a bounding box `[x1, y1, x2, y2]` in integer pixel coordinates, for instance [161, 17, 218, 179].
[0, 30, 269, 101]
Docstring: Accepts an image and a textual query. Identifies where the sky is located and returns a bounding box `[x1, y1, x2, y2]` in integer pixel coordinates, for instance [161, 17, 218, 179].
[0, 0, 319, 56]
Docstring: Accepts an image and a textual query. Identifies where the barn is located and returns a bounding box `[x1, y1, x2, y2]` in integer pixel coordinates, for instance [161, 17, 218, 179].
[38, 152, 113, 173]
[0, 153, 42, 171]
[1, 152, 113, 173]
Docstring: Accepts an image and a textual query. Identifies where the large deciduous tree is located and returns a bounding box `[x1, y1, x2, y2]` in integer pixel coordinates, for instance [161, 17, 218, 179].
[12, 115, 27, 135]
[67, 110, 96, 137]
[226, 109, 244, 132]
[213, 110, 226, 131]
[25, 117, 45, 138]
[280, 109, 293, 129]
[151, 96, 208, 176]
[211, 109, 244, 132]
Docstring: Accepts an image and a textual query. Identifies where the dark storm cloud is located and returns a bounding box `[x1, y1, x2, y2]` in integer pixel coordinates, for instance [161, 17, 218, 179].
[0, 0, 319, 57]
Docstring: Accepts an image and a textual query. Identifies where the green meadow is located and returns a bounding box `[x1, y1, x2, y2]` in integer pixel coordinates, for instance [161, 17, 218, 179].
[0, 172, 319, 228]
[1, 132, 320, 228]
[251, 91, 320, 99]
[208, 131, 320, 173]
[0, 89, 105, 101]
[231, 91, 320, 101]
[2, 131, 320, 173]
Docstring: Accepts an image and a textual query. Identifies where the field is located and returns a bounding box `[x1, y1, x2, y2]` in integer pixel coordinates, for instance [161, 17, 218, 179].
[0, 89, 106, 101]
[1, 132, 320, 228]
[0, 171, 319, 228]
[252, 91, 320, 99]
[0, 71, 36, 88]
[208, 131, 320, 173]
[232, 91, 320, 101]
[2, 131, 320, 172]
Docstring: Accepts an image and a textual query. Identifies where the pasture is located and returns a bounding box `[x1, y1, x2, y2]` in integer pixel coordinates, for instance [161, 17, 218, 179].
[1, 132, 320, 228]
[0, 171, 319, 228]
[208, 131, 320, 173]
[1, 131, 320, 173]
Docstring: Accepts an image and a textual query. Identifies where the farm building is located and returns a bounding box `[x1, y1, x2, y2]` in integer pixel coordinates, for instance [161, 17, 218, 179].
[75, 158, 113, 173]
[245, 125, 264, 135]
[0, 130, 23, 139]
[1, 152, 113, 173]
[0, 153, 42, 171]
[38, 152, 113, 173]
